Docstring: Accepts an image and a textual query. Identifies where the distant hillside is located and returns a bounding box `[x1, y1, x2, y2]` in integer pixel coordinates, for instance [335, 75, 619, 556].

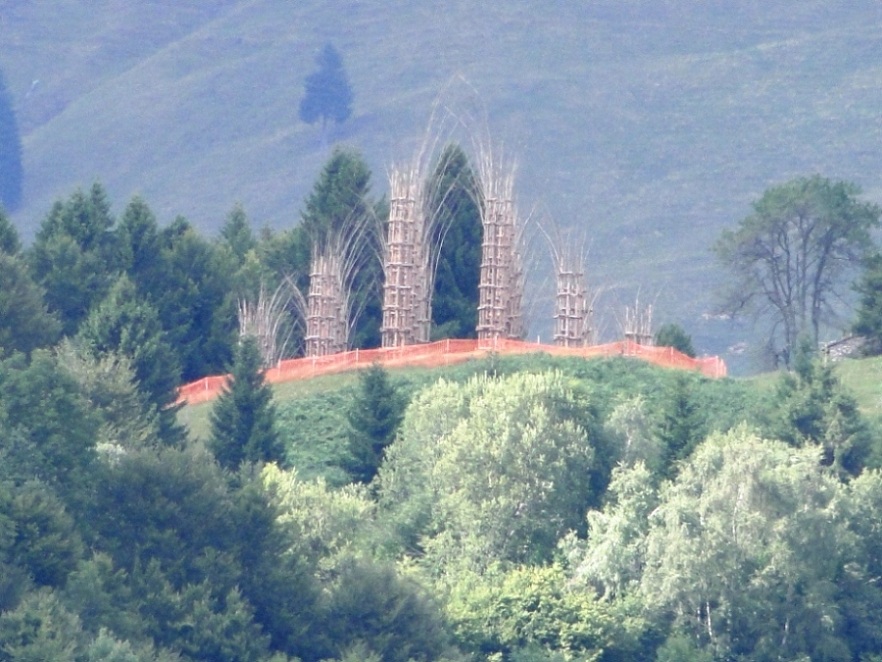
[3, 0, 882, 370]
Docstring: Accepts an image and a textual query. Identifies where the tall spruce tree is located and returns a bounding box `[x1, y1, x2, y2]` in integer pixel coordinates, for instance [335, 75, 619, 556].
[656, 374, 706, 480]
[209, 335, 283, 470]
[27, 183, 122, 336]
[298, 44, 353, 130]
[428, 144, 482, 339]
[345, 363, 405, 484]
[0, 68, 23, 212]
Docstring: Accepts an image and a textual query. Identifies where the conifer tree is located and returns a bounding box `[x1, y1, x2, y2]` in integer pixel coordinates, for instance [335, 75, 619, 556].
[345, 363, 404, 484]
[298, 44, 353, 130]
[27, 183, 122, 336]
[428, 144, 482, 339]
[0, 68, 23, 212]
[0, 207, 21, 255]
[78, 275, 184, 445]
[209, 335, 283, 470]
[656, 374, 705, 479]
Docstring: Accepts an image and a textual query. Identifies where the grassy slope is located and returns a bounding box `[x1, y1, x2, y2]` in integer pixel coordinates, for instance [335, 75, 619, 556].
[181, 354, 882, 482]
[3, 1, 882, 366]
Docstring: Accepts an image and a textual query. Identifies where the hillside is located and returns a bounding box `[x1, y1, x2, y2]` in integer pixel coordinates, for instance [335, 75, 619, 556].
[3, 1, 882, 368]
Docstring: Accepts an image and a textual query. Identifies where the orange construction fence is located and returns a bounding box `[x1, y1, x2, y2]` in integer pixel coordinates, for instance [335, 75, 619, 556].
[176, 339, 727, 406]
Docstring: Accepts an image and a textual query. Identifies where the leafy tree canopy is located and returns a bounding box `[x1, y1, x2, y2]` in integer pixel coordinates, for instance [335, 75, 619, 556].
[715, 175, 880, 365]
[27, 183, 123, 337]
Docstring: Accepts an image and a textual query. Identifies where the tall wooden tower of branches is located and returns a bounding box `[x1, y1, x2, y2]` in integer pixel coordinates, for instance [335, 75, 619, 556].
[476, 153, 524, 341]
[543, 227, 593, 347]
[304, 218, 370, 357]
[305, 252, 345, 356]
[381, 159, 445, 347]
[382, 167, 422, 346]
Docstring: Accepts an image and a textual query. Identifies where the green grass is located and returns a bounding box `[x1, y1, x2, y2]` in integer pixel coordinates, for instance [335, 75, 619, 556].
[833, 356, 882, 419]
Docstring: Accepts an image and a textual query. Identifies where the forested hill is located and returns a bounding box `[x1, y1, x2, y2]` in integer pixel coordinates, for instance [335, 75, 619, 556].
[2, 1, 882, 360]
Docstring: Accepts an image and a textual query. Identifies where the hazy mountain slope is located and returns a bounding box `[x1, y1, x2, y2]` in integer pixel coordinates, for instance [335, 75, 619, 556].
[2, 1, 882, 368]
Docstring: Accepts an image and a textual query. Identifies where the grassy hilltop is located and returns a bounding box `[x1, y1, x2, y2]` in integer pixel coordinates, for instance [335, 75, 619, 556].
[2, 1, 882, 367]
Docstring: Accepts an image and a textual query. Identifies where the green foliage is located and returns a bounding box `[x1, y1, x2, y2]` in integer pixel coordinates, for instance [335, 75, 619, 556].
[56, 340, 161, 452]
[765, 338, 872, 476]
[0, 252, 61, 358]
[428, 144, 482, 339]
[654, 322, 695, 357]
[0, 589, 84, 661]
[0, 207, 21, 255]
[262, 464, 374, 568]
[443, 563, 642, 661]
[322, 556, 450, 662]
[27, 182, 123, 337]
[220, 203, 257, 264]
[298, 44, 353, 128]
[0, 67, 23, 212]
[3, 482, 84, 589]
[715, 175, 880, 363]
[210, 336, 283, 469]
[638, 428, 854, 660]
[655, 374, 706, 479]
[0, 350, 100, 507]
[275, 388, 354, 486]
[78, 275, 184, 445]
[90, 445, 322, 659]
[853, 251, 882, 353]
[345, 364, 405, 484]
[379, 371, 595, 568]
[153, 217, 237, 381]
[654, 633, 713, 662]
[568, 462, 657, 600]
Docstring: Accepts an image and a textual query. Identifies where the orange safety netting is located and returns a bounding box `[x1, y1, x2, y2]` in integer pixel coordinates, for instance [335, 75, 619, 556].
[176, 339, 727, 406]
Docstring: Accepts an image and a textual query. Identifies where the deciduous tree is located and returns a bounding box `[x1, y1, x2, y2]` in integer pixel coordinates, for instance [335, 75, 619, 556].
[714, 175, 880, 364]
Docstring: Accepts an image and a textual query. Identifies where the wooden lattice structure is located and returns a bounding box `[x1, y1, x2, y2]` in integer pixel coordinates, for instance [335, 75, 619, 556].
[543, 227, 593, 347]
[623, 300, 653, 345]
[303, 216, 370, 358]
[381, 165, 438, 347]
[305, 252, 346, 356]
[237, 282, 296, 367]
[477, 154, 524, 341]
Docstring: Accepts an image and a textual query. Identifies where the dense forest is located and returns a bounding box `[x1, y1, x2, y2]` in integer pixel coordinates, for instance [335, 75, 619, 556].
[5, 142, 882, 660]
